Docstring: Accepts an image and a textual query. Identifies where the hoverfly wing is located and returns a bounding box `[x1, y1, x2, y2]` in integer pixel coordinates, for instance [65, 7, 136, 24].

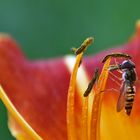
[116, 91, 125, 112]
[116, 82, 126, 112]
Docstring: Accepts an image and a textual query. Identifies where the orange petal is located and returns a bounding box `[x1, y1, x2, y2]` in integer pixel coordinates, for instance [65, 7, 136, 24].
[0, 34, 70, 139]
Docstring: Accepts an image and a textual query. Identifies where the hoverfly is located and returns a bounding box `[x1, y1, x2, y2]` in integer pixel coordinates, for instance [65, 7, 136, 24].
[103, 53, 137, 116]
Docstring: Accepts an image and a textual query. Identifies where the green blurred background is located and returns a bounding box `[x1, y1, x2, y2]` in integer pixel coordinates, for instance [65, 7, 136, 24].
[0, 0, 140, 139]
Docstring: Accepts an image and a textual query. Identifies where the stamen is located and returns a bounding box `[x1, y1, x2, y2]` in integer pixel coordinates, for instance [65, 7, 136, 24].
[90, 58, 111, 140]
[67, 52, 84, 140]
[67, 37, 94, 140]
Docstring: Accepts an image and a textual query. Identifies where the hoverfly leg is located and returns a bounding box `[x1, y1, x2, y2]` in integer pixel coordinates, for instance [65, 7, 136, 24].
[113, 58, 123, 74]
[114, 58, 119, 65]
[110, 88, 120, 93]
[117, 69, 123, 74]
[100, 88, 120, 94]
[109, 71, 122, 81]
[109, 76, 121, 87]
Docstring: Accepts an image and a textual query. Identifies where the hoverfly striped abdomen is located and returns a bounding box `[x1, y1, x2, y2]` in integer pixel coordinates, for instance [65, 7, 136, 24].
[125, 85, 136, 115]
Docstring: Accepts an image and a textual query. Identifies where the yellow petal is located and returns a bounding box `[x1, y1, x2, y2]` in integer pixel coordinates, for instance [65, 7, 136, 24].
[0, 86, 42, 140]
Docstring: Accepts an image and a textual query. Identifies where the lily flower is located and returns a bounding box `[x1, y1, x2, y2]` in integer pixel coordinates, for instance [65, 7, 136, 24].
[0, 21, 140, 140]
